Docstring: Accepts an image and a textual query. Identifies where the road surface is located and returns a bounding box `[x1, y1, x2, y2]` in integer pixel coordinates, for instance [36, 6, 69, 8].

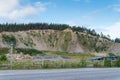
[0, 68, 120, 80]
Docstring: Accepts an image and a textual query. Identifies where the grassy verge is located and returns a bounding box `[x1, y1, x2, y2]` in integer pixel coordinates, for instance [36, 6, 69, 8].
[1, 58, 120, 70]
[0, 59, 87, 70]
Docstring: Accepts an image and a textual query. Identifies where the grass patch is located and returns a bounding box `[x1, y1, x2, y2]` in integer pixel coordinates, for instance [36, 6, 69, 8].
[43, 51, 94, 59]
[0, 59, 88, 70]
[16, 48, 45, 56]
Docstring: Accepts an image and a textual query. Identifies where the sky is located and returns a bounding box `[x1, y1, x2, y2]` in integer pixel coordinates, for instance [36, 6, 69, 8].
[0, 0, 120, 39]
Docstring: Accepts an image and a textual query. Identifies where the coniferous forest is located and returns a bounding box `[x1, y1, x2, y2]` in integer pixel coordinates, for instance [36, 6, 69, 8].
[0, 23, 113, 41]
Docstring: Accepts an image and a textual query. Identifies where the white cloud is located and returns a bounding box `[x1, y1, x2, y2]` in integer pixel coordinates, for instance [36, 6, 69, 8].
[65, 21, 81, 26]
[0, 0, 49, 23]
[107, 4, 120, 12]
[82, 5, 111, 20]
[66, 20, 120, 39]
[112, 4, 120, 12]
[114, 8, 120, 12]
[82, 15, 92, 20]
[102, 22, 120, 39]
[82, 9, 101, 20]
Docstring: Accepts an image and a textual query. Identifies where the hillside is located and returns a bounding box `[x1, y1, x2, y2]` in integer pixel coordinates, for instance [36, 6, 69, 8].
[0, 28, 117, 54]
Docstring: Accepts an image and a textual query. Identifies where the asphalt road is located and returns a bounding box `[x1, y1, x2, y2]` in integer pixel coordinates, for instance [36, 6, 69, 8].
[1, 68, 120, 80]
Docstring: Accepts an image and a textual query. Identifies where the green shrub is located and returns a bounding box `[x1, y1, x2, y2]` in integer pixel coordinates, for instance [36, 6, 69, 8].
[115, 57, 120, 67]
[16, 48, 45, 56]
[104, 58, 111, 67]
[0, 48, 8, 55]
[79, 59, 87, 67]
[62, 32, 72, 51]
[2, 34, 16, 45]
[0, 54, 7, 61]
[109, 53, 116, 56]
[93, 62, 103, 67]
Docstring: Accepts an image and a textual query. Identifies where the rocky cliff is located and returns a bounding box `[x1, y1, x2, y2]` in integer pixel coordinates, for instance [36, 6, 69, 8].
[0, 28, 118, 54]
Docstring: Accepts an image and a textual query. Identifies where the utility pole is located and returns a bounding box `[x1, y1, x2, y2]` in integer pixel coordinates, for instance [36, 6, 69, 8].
[10, 42, 14, 70]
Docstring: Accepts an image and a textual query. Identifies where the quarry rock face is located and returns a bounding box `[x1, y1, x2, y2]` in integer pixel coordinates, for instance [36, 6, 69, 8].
[0, 29, 119, 54]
